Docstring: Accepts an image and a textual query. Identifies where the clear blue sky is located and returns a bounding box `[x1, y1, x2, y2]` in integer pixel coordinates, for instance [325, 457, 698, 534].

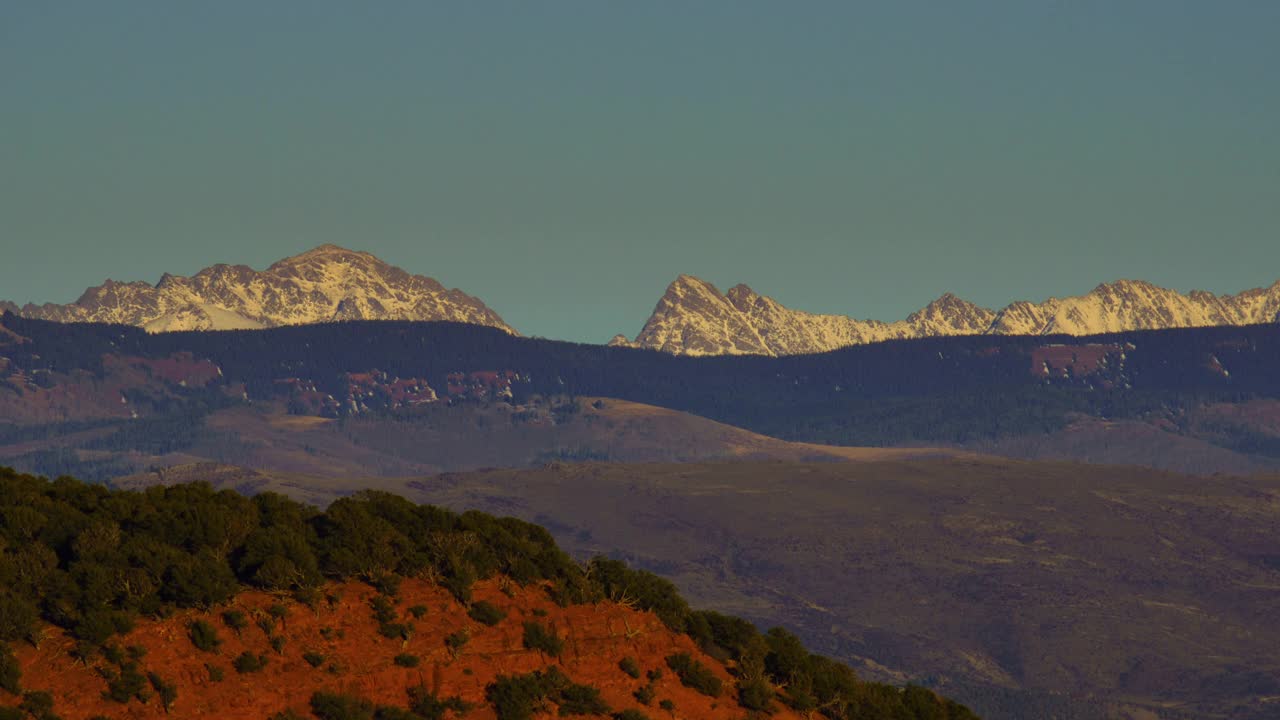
[2, 2, 1278, 342]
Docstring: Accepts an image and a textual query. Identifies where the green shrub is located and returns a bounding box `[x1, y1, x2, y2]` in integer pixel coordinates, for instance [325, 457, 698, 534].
[293, 586, 322, 608]
[0, 708, 24, 720]
[379, 622, 413, 640]
[557, 681, 609, 716]
[222, 609, 248, 634]
[0, 594, 38, 646]
[658, 699, 675, 712]
[310, 690, 375, 720]
[105, 663, 148, 703]
[232, 652, 269, 674]
[445, 629, 470, 653]
[205, 663, 225, 682]
[738, 677, 773, 711]
[467, 601, 506, 627]
[18, 691, 54, 718]
[665, 653, 721, 698]
[148, 671, 178, 712]
[303, 651, 327, 668]
[616, 711, 652, 720]
[393, 653, 420, 668]
[0, 643, 20, 694]
[442, 571, 474, 604]
[100, 644, 125, 664]
[486, 672, 549, 720]
[686, 610, 759, 663]
[633, 684, 655, 705]
[371, 572, 402, 597]
[485, 668, 606, 720]
[407, 686, 472, 720]
[618, 656, 641, 679]
[408, 605, 429, 619]
[588, 558, 690, 632]
[370, 595, 398, 625]
[270, 635, 287, 654]
[522, 621, 563, 657]
[188, 619, 222, 652]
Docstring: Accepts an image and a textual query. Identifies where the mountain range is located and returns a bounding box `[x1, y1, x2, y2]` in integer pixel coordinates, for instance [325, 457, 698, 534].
[6, 306, 1280, 718]
[611, 274, 1280, 356]
[0, 245, 514, 334]
[5, 245, 1279, 356]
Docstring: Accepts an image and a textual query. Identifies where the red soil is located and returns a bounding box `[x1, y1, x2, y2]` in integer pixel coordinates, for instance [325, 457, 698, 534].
[6, 579, 805, 720]
[120, 353, 222, 387]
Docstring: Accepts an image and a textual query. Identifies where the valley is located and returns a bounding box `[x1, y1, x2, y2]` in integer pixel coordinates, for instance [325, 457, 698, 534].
[114, 458, 1280, 720]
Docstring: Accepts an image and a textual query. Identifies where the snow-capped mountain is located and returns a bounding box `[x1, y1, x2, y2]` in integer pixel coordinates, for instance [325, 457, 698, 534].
[613, 276, 1280, 356]
[6, 245, 516, 334]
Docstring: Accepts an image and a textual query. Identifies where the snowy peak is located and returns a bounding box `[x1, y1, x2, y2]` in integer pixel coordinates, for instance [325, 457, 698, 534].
[631, 276, 908, 357]
[9, 246, 516, 334]
[904, 293, 997, 336]
[633, 275, 773, 355]
[621, 275, 1280, 356]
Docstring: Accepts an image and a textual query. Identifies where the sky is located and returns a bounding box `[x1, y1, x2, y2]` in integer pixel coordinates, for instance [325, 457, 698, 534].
[2, 2, 1278, 343]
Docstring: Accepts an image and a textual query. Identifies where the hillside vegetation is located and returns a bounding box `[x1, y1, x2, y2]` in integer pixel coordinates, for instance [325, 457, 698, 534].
[0, 466, 977, 720]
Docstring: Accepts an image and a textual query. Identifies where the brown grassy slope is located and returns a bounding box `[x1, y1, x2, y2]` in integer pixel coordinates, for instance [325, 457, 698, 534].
[149, 458, 1280, 720]
[973, 399, 1280, 476]
[5, 578, 803, 720]
[97, 396, 955, 483]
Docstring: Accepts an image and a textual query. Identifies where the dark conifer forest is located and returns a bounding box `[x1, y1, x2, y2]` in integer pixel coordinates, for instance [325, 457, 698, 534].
[4, 313, 1279, 449]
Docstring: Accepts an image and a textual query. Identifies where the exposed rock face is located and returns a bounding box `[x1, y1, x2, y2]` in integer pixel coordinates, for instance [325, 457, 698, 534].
[623, 276, 1280, 356]
[8, 245, 516, 334]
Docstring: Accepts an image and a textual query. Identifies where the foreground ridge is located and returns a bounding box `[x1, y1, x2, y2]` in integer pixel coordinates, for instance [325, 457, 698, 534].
[0, 467, 978, 720]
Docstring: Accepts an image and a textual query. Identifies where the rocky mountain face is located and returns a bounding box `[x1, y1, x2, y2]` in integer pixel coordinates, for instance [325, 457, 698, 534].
[5, 245, 516, 334]
[614, 275, 1280, 356]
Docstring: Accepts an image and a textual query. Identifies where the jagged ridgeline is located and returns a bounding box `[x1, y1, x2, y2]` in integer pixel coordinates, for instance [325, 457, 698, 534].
[0, 467, 978, 720]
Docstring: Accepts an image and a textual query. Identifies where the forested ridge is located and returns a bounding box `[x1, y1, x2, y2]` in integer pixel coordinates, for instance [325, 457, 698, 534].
[0, 466, 978, 720]
[5, 313, 1280, 449]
